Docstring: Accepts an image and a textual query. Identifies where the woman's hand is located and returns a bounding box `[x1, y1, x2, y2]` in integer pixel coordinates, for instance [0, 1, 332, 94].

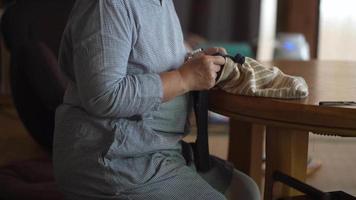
[159, 47, 226, 102]
[178, 54, 225, 91]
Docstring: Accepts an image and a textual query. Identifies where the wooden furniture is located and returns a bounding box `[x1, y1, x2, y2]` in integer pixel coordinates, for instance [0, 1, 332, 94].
[1, 0, 74, 151]
[209, 60, 356, 200]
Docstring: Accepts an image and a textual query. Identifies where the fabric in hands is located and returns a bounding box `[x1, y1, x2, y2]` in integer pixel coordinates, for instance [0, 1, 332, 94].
[216, 56, 309, 99]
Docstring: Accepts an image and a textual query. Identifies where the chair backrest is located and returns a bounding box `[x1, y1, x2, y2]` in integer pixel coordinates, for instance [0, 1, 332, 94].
[2, 0, 75, 55]
[1, 0, 75, 151]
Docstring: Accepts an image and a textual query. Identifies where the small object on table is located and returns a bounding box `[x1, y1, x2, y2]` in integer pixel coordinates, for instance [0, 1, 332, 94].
[319, 101, 356, 107]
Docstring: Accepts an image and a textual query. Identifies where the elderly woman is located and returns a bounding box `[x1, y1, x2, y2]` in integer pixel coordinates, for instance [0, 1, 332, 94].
[53, 0, 260, 199]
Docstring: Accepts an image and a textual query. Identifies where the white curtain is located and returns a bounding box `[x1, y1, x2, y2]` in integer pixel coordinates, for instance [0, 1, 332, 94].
[257, 0, 277, 61]
[318, 0, 356, 61]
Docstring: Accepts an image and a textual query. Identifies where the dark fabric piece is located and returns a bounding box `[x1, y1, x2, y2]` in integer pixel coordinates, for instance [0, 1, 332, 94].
[193, 91, 211, 172]
[233, 53, 246, 65]
[0, 159, 64, 200]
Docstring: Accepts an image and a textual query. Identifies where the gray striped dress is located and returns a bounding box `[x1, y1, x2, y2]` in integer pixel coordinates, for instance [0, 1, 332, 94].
[53, 0, 235, 199]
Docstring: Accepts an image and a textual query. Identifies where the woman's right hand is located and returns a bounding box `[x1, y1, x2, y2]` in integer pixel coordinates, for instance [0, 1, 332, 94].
[177, 55, 226, 91]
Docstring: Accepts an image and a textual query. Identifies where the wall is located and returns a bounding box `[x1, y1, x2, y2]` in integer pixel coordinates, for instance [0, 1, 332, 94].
[174, 0, 261, 44]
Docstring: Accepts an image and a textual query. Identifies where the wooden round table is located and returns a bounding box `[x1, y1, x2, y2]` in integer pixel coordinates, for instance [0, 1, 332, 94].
[208, 60, 356, 199]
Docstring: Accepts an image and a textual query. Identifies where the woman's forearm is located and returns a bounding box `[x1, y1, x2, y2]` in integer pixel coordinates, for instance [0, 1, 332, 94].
[159, 54, 225, 102]
[159, 70, 188, 102]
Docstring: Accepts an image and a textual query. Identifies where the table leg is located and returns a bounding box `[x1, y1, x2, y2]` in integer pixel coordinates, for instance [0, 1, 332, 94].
[228, 119, 264, 189]
[264, 127, 309, 200]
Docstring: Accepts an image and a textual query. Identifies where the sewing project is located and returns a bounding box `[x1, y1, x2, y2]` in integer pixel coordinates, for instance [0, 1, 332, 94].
[215, 54, 309, 99]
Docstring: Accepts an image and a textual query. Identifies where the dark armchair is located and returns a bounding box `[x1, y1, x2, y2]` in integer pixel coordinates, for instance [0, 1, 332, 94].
[1, 0, 74, 151]
[0, 0, 74, 199]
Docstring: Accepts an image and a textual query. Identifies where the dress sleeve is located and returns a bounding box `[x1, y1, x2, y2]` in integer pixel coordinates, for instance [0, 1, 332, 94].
[72, 0, 163, 118]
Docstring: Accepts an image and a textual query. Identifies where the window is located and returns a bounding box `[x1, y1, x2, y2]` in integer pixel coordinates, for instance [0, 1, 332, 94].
[318, 0, 356, 61]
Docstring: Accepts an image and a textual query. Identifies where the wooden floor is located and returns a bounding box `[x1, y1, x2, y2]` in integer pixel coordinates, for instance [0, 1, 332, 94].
[1, 96, 356, 197]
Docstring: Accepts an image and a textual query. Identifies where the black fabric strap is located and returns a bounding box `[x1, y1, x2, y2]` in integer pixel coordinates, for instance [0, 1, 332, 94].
[193, 90, 211, 172]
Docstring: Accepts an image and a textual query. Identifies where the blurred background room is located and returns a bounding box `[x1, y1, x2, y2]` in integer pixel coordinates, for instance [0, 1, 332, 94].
[0, 0, 356, 199]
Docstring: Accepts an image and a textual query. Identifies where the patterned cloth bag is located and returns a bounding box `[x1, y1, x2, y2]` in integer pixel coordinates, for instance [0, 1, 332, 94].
[216, 54, 309, 99]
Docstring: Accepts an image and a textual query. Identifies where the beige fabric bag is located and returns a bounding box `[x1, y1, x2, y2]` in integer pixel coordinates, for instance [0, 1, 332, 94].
[216, 57, 308, 99]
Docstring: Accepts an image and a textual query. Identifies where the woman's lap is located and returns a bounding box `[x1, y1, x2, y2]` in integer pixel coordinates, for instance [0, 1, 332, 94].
[62, 164, 226, 200]
[120, 164, 227, 200]
[121, 154, 261, 200]
[60, 156, 259, 200]
[57, 142, 260, 200]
